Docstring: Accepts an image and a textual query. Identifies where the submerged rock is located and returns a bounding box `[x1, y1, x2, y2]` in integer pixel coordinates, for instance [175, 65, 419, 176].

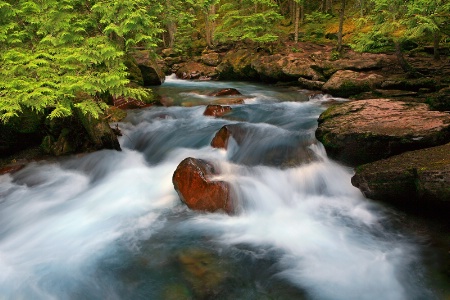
[203, 105, 232, 117]
[172, 157, 235, 214]
[316, 99, 450, 166]
[207, 88, 242, 97]
[177, 248, 228, 299]
[352, 143, 450, 209]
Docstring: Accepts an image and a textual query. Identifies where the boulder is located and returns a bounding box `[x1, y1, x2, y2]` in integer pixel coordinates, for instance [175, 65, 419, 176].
[201, 51, 221, 67]
[211, 124, 318, 168]
[216, 49, 260, 80]
[203, 105, 232, 117]
[175, 61, 217, 80]
[352, 143, 450, 209]
[322, 70, 384, 97]
[298, 77, 325, 90]
[172, 157, 235, 214]
[0, 164, 25, 175]
[75, 109, 121, 152]
[210, 124, 247, 149]
[132, 50, 165, 85]
[316, 99, 450, 166]
[426, 86, 450, 111]
[208, 88, 241, 97]
[124, 55, 144, 86]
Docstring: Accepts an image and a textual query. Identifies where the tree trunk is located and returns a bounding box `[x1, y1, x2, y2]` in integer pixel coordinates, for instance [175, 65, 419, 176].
[300, 4, 304, 24]
[337, 0, 346, 53]
[394, 41, 414, 73]
[326, 0, 333, 14]
[294, 1, 300, 43]
[433, 31, 440, 61]
[205, 5, 216, 48]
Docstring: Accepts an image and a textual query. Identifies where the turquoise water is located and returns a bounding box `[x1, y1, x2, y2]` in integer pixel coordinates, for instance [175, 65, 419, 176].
[0, 76, 447, 299]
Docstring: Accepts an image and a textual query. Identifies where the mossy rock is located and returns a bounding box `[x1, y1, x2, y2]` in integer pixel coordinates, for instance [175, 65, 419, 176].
[352, 143, 450, 211]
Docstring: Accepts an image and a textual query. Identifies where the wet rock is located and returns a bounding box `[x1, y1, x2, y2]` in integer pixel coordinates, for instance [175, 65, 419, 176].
[0, 164, 26, 175]
[175, 61, 217, 80]
[322, 70, 384, 97]
[172, 157, 235, 214]
[210, 124, 247, 149]
[132, 50, 165, 85]
[208, 88, 242, 97]
[203, 105, 232, 117]
[212, 124, 317, 168]
[352, 143, 450, 209]
[75, 108, 121, 152]
[210, 98, 245, 105]
[316, 99, 450, 166]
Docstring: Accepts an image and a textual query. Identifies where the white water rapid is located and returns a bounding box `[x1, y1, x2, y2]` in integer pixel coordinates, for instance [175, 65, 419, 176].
[0, 76, 441, 299]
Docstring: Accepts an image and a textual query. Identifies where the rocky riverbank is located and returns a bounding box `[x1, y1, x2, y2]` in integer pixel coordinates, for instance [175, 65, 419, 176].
[160, 42, 450, 111]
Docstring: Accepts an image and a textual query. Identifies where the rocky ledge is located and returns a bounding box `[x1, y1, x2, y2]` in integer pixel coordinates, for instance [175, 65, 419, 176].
[315, 99, 450, 166]
[351, 143, 450, 210]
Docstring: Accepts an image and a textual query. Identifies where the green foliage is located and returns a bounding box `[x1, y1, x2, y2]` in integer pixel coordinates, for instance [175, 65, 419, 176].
[215, 0, 283, 44]
[0, 0, 161, 124]
[350, 0, 450, 52]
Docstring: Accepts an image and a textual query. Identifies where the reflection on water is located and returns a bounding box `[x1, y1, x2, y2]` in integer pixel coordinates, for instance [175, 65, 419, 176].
[0, 76, 446, 299]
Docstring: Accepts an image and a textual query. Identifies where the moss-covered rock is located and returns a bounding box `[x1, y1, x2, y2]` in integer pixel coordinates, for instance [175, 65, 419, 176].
[316, 99, 450, 166]
[321, 70, 384, 97]
[132, 50, 165, 85]
[216, 49, 260, 80]
[352, 143, 450, 209]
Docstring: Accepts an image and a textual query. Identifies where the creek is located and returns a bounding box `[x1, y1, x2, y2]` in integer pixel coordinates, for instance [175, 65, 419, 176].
[0, 75, 448, 299]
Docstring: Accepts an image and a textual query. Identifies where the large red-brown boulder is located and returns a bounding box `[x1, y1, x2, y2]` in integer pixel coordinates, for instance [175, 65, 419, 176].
[172, 158, 235, 214]
[203, 105, 232, 117]
[316, 99, 450, 166]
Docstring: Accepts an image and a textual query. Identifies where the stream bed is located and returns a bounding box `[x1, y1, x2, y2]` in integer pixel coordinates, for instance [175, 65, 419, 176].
[0, 76, 448, 299]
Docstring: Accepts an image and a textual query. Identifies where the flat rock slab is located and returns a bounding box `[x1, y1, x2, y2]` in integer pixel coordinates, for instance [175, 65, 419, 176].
[316, 99, 450, 165]
[352, 143, 450, 208]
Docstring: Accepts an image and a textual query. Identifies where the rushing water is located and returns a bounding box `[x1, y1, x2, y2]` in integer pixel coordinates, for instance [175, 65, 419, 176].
[0, 75, 447, 299]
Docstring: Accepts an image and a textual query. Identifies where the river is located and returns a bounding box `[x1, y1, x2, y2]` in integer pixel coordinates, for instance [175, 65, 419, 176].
[0, 75, 448, 299]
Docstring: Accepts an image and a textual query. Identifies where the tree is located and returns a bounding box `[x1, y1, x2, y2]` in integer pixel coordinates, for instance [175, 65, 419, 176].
[337, 0, 346, 53]
[405, 0, 450, 60]
[215, 0, 283, 45]
[0, 0, 162, 123]
[351, 0, 414, 73]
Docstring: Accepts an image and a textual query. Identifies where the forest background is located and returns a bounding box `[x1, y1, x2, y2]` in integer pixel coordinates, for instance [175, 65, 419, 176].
[0, 0, 449, 125]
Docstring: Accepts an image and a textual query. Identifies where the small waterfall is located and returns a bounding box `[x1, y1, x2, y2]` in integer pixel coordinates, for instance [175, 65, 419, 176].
[0, 77, 442, 299]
